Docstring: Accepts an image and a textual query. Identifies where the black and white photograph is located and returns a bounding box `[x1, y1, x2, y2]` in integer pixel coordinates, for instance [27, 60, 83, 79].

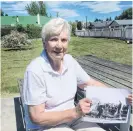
[83, 86, 131, 123]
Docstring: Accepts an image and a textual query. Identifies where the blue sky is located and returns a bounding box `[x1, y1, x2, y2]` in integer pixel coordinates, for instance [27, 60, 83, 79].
[1, 1, 132, 22]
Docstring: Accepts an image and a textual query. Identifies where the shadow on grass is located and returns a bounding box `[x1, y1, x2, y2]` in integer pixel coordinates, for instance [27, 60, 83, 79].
[3, 47, 33, 51]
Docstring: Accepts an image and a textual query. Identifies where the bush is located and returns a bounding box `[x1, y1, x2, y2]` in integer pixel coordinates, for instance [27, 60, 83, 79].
[16, 24, 26, 32]
[1, 24, 42, 39]
[1, 26, 16, 37]
[26, 24, 42, 39]
[1, 30, 31, 49]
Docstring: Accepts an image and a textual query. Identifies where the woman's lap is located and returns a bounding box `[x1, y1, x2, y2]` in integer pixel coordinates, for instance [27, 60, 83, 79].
[44, 119, 105, 131]
[71, 119, 105, 131]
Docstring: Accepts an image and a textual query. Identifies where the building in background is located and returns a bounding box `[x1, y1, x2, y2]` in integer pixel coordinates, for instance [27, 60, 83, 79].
[1, 14, 51, 27]
[109, 20, 132, 28]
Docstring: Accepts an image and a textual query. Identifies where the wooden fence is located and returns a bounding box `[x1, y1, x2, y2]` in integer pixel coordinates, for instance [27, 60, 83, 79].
[75, 26, 132, 40]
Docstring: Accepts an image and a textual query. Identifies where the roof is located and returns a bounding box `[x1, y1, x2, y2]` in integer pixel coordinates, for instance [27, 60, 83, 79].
[92, 21, 113, 28]
[115, 20, 132, 25]
[40, 16, 51, 25]
[1, 16, 16, 26]
[1, 16, 51, 27]
[17, 16, 38, 26]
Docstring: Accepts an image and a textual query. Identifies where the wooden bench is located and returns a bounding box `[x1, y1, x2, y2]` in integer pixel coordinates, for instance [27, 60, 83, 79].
[15, 55, 132, 131]
[75, 55, 132, 131]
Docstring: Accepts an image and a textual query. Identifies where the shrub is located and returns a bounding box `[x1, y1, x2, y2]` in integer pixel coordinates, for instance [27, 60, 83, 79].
[1, 26, 16, 37]
[16, 24, 26, 32]
[26, 24, 42, 39]
[1, 30, 31, 49]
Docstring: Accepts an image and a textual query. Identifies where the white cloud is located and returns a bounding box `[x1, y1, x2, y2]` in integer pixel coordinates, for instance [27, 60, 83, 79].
[45, 1, 78, 8]
[79, 1, 122, 13]
[51, 8, 79, 18]
[2, 1, 31, 14]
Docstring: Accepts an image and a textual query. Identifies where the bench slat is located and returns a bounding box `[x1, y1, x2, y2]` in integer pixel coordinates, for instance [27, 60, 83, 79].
[77, 58, 132, 83]
[80, 66, 131, 91]
[80, 64, 132, 90]
[79, 55, 132, 74]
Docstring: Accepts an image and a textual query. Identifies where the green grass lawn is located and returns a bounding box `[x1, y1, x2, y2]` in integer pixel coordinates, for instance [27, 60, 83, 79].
[1, 37, 132, 96]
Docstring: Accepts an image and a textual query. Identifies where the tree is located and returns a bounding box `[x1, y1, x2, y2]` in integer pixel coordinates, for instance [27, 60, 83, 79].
[94, 18, 99, 22]
[38, 1, 47, 16]
[115, 16, 118, 20]
[1, 9, 4, 16]
[69, 22, 77, 35]
[106, 17, 112, 21]
[1, 9, 8, 16]
[94, 18, 103, 22]
[25, 1, 47, 16]
[56, 12, 59, 17]
[115, 8, 132, 20]
[77, 21, 82, 30]
[106, 18, 109, 21]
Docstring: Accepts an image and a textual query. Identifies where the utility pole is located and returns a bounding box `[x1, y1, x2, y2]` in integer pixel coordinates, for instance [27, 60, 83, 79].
[86, 16, 87, 29]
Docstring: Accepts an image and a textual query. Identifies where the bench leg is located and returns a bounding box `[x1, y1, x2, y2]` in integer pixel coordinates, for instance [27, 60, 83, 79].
[120, 106, 131, 131]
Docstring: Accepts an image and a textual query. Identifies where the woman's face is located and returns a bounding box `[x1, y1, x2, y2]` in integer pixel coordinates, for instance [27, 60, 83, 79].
[45, 30, 69, 61]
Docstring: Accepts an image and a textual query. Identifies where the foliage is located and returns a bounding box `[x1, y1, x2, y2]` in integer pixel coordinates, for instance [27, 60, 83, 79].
[38, 1, 47, 16]
[106, 17, 112, 21]
[25, 1, 47, 16]
[56, 12, 59, 17]
[69, 22, 77, 35]
[1, 9, 4, 16]
[1, 24, 42, 39]
[94, 18, 103, 22]
[77, 21, 82, 30]
[115, 8, 132, 20]
[1, 9, 8, 16]
[1, 30, 31, 49]
[1, 26, 16, 36]
[26, 24, 42, 39]
[16, 24, 26, 32]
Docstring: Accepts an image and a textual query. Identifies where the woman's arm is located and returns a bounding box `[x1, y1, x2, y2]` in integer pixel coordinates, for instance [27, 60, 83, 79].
[78, 77, 107, 89]
[29, 103, 78, 126]
[29, 98, 92, 126]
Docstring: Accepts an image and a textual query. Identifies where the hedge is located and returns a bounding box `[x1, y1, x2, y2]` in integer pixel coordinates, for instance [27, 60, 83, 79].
[1, 24, 42, 39]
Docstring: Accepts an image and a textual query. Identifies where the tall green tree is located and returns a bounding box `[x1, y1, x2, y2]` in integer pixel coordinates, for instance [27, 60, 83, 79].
[94, 18, 103, 22]
[77, 21, 82, 30]
[38, 1, 47, 16]
[115, 8, 132, 20]
[25, 1, 47, 16]
[106, 17, 112, 21]
[1, 9, 4, 16]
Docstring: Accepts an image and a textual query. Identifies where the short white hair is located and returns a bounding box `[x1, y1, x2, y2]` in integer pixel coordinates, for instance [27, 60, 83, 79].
[41, 18, 71, 43]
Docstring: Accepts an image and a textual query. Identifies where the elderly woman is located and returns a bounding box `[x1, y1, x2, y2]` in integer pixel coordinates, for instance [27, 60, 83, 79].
[23, 18, 132, 131]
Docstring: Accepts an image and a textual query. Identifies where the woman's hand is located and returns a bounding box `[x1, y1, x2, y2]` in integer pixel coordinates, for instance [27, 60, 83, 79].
[75, 98, 92, 117]
[127, 94, 132, 105]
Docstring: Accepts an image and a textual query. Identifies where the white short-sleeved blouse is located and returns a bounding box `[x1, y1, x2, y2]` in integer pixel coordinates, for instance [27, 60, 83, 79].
[23, 50, 90, 112]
